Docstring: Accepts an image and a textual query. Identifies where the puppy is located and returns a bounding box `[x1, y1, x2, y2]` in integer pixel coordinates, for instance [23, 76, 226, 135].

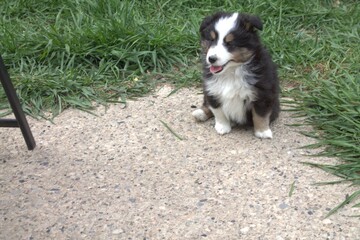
[192, 12, 280, 139]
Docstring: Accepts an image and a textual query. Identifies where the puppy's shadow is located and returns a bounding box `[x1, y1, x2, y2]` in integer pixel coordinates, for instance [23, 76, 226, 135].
[231, 123, 254, 134]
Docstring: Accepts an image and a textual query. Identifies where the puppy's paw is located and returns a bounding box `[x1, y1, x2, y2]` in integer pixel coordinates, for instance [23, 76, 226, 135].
[215, 122, 231, 135]
[192, 109, 209, 122]
[255, 129, 273, 139]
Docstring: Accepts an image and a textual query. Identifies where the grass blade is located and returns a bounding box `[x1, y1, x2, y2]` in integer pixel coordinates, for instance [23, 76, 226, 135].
[159, 120, 184, 140]
[325, 190, 360, 218]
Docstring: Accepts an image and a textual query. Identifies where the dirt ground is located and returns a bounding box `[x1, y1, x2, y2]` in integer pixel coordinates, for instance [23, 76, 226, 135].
[1, 86, 359, 240]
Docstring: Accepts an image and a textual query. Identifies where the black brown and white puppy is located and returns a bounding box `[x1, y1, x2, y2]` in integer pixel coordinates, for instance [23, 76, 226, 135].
[192, 12, 280, 139]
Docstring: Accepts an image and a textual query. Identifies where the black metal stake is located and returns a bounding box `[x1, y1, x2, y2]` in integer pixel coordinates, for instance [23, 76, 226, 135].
[0, 55, 36, 150]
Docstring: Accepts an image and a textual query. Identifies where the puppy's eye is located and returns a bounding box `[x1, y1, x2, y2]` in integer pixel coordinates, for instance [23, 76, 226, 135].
[225, 40, 234, 46]
[210, 31, 216, 41]
[224, 33, 234, 46]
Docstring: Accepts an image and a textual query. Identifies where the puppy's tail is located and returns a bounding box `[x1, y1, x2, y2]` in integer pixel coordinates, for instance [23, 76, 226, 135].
[192, 106, 213, 122]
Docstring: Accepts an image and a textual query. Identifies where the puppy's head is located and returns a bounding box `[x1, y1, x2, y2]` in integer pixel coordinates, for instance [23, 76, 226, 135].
[200, 12, 263, 75]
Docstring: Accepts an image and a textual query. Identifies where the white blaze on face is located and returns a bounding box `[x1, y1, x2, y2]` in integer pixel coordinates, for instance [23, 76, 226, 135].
[207, 13, 239, 68]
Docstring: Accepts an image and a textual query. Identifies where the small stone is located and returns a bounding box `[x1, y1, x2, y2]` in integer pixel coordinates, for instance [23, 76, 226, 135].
[49, 188, 60, 193]
[112, 229, 124, 235]
[322, 219, 332, 224]
[240, 227, 250, 234]
[197, 199, 207, 207]
[279, 203, 289, 209]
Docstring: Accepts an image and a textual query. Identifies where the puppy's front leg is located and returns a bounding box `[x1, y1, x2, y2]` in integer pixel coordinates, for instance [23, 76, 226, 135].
[252, 108, 273, 139]
[210, 107, 231, 135]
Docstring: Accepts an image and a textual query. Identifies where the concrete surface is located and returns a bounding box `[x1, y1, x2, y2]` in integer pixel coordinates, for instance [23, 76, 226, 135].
[0, 86, 359, 239]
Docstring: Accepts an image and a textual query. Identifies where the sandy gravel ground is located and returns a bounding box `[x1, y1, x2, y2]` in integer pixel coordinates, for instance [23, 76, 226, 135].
[0, 86, 359, 240]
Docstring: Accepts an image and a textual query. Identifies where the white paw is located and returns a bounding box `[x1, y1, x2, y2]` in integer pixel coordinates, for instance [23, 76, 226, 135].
[192, 109, 208, 122]
[215, 122, 231, 135]
[255, 129, 273, 139]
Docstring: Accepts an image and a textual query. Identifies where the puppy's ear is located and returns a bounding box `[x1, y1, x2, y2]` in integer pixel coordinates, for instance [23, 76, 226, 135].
[199, 12, 224, 34]
[241, 14, 263, 32]
[200, 16, 214, 34]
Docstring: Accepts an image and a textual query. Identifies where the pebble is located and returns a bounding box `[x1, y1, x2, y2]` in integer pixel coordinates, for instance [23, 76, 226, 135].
[112, 229, 124, 235]
[240, 227, 250, 234]
[279, 203, 289, 209]
[322, 219, 332, 225]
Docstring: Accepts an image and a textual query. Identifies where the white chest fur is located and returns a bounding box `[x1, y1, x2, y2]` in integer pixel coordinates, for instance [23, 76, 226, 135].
[206, 66, 257, 124]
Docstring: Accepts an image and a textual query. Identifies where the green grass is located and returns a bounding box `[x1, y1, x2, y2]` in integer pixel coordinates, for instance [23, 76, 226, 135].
[1, 0, 359, 215]
[291, 69, 360, 217]
[0, 0, 202, 117]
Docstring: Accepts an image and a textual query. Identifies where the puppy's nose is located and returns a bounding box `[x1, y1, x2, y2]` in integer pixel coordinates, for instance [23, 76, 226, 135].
[208, 56, 217, 64]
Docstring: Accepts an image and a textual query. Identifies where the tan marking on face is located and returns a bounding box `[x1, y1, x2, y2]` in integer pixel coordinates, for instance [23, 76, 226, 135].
[252, 108, 271, 132]
[232, 48, 254, 63]
[210, 31, 216, 40]
[201, 40, 211, 52]
[224, 33, 234, 43]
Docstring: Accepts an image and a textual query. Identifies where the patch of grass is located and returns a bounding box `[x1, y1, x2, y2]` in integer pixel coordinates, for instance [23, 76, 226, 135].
[1, 0, 359, 215]
[0, 0, 201, 117]
[283, 1, 360, 213]
[292, 69, 360, 217]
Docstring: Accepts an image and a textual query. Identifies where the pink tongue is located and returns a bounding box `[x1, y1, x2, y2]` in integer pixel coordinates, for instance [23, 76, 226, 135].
[210, 65, 223, 73]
